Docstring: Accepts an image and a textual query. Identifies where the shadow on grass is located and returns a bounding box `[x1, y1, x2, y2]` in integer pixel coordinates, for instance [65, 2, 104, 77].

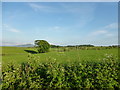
[24, 50, 38, 54]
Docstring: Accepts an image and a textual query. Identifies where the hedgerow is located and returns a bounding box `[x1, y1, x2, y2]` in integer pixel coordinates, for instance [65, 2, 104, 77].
[2, 54, 120, 89]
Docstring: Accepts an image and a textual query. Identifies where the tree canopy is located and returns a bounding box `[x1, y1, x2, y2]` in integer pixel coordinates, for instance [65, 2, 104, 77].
[34, 40, 50, 53]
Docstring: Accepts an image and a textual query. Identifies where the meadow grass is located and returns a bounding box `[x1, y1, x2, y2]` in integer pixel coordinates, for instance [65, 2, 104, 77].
[2, 46, 118, 67]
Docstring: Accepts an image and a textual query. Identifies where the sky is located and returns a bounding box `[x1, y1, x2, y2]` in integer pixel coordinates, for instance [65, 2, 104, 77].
[2, 2, 118, 46]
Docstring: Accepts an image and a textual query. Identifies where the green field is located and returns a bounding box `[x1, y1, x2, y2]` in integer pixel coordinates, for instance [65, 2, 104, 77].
[2, 46, 118, 66]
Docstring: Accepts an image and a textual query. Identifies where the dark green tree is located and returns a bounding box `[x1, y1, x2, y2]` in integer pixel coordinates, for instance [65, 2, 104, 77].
[34, 40, 50, 53]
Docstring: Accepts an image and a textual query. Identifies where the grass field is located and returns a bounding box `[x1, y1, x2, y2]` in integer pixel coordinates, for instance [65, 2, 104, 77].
[2, 46, 118, 66]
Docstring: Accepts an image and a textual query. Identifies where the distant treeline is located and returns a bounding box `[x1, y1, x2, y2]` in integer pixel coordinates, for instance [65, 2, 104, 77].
[50, 44, 119, 48]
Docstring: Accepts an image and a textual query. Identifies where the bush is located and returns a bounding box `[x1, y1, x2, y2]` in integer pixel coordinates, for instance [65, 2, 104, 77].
[2, 54, 120, 89]
[35, 40, 50, 53]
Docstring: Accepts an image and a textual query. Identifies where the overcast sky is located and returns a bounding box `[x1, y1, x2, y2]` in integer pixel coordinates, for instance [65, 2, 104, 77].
[2, 2, 118, 46]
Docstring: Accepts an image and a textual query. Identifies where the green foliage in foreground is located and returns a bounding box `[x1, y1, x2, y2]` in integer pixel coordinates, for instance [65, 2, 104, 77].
[2, 54, 120, 89]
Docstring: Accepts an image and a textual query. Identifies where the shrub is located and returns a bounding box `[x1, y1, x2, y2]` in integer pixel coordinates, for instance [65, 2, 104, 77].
[2, 54, 120, 89]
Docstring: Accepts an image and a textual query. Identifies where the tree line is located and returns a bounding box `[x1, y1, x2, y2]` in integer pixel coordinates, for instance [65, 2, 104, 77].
[34, 40, 119, 53]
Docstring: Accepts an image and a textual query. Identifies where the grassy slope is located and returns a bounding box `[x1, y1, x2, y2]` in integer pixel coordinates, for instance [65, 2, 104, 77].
[2, 47, 118, 66]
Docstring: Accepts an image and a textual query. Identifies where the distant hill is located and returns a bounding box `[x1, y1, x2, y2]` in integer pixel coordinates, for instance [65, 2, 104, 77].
[15, 44, 34, 47]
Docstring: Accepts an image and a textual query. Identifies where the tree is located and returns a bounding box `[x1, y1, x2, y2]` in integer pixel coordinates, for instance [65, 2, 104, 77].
[34, 40, 50, 53]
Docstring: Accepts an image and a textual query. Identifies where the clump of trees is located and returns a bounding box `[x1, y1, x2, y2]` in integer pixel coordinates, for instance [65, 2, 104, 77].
[34, 40, 50, 53]
[50, 45, 61, 48]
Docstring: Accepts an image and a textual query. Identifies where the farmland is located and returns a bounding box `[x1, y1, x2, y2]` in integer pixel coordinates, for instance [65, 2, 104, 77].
[1, 46, 120, 89]
[2, 46, 118, 66]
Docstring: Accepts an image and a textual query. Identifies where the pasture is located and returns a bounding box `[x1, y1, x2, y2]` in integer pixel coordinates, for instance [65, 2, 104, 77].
[2, 46, 118, 66]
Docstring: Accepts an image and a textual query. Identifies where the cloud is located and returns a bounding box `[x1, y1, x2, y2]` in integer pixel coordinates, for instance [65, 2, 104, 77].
[1, 41, 29, 46]
[90, 29, 115, 37]
[29, 3, 46, 11]
[29, 3, 44, 9]
[3, 24, 20, 33]
[106, 33, 114, 37]
[2, 41, 18, 46]
[9, 28, 20, 33]
[91, 30, 107, 36]
[60, 3, 96, 13]
[104, 23, 118, 29]
[89, 22, 117, 38]
[28, 3, 96, 14]
[64, 3, 96, 28]
[53, 26, 61, 30]
[28, 3, 96, 28]
[29, 3, 54, 12]
[48, 26, 66, 31]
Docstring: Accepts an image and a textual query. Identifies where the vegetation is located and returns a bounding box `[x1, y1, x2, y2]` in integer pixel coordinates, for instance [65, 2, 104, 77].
[1, 45, 119, 89]
[2, 46, 118, 66]
[2, 54, 120, 89]
[34, 40, 50, 53]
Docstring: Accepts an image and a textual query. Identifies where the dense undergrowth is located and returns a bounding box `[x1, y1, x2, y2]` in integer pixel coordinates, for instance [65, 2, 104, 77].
[2, 54, 120, 89]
